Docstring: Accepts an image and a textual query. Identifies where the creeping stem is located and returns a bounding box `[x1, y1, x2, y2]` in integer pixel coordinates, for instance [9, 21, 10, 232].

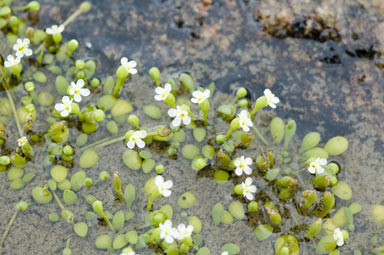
[0, 210, 18, 248]
[0, 68, 23, 137]
[251, 126, 270, 146]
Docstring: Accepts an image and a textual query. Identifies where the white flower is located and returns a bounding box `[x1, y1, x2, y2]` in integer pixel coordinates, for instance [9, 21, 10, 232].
[120, 252, 136, 255]
[307, 157, 327, 175]
[333, 228, 344, 246]
[127, 130, 147, 149]
[242, 177, 257, 200]
[154, 175, 173, 197]
[55, 96, 73, 117]
[17, 136, 28, 147]
[13, 38, 32, 58]
[238, 110, 253, 132]
[4, 55, 20, 68]
[168, 105, 191, 127]
[234, 156, 253, 176]
[46, 24, 65, 35]
[264, 89, 280, 108]
[221, 252, 229, 255]
[121, 57, 137, 74]
[154, 83, 172, 101]
[159, 220, 179, 243]
[176, 224, 193, 240]
[68, 79, 90, 102]
[191, 89, 210, 104]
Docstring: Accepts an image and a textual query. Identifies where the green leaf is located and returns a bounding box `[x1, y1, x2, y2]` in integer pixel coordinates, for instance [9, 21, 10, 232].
[254, 224, 273, 241]
[212, 203, 225, 226]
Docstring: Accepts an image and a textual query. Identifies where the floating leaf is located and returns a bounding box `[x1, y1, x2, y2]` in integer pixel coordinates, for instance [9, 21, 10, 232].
[95, 235, 112, 249]
[228, 201, 245, 220]
[299, 132, 321, 153]
[324, 136, 349, 155]
[73, 222, 88, 237]
[196, 247, 211, 255]
[270, 117, 285, 144]
[254, 224, 273, 241]
[212, 203, 225, 226]
[193, 127, 206, 142]
[316, 235, 337, 254]
[124, 184, 135, 208]
[63, 189, 78, 205]
[221, 243, 240, 254]
[265, 168, 280, 181]
[332, 181, 352, 200]
[112, 210, 125, 231]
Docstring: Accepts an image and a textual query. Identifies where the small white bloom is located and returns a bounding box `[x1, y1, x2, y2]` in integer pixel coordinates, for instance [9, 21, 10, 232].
[238, 110, 253, 132]
[333, 228, 344, 246]
[68, 79, 90, 102]
[55, 96, 73, 117]
[168, 105, 191, 127]
[127, 130, 147, 149]
[242, 177, 257, 200]
[120, 57, 137, 74]
[13, 38, 32, 58]
[4, 55, 20, 68]
[234, 156, 253, 176]
[159, 220, 179, 243]
[221, 252, 229, 255]
[154, 175, 173, 197]
[120, 252, 136, 255]
[191, 89, 210, 104]
[154, 83, 172, 101]
[176, 224, 193, 240]
[307, 157, 327, 175]
[264, 89, 280, 108]
[46, 24, 65, 35]
[17, 136, 28, 147]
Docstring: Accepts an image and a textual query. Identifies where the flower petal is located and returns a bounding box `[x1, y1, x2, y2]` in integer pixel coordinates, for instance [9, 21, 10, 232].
[235, 168, 243, 176]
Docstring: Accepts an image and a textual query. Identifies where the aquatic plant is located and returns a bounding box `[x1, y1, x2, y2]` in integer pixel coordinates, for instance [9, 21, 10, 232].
[0, 1, 379, 255]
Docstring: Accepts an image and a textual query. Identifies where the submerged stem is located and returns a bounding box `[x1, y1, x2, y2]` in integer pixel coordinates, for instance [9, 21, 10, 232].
[0, 68, 23, 137]
[251, 126, 270, 146]
[112, 78, 124, 98]
[79, 135, 125, 151]
[0, 210, 19, 248]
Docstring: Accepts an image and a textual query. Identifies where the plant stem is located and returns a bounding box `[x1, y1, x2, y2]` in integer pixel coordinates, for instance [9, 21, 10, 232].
[146, 194, 156, 212]
[202, 110, 208, 126]
[251, 126, 270, 146]
[224, 127, 234, 140]
[0, 210, 19, 248]
[52, 190, 65, 210]
[79, 135, 125, 151]
[0, 68, 23, 137]
[112, 78, 124, 98]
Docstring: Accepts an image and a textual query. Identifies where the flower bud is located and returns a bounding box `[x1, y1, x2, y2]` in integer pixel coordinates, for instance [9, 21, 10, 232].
[93, 109, 105, 122]
[302, 190, 318, 209]
[233, 184, 243, 195]
[155, 164, 165, 174]
[230, 117, 240, 130]
[26, 1, 40, 11]
[236, 87, 247, 98]
[149, 67, 160, 86]
[91, 78, 100, 88]
[238, 98, 248, 108]
[128, 114, 140, 128]
[16, 201, 28, 211]
[248, 201, 259, 212]
[79, 1, 92, 13]
[92, 200, 104, 215]
[68, 39, 79, 52]
[24, 81, 35, 92]
[215, 134, 226, 144]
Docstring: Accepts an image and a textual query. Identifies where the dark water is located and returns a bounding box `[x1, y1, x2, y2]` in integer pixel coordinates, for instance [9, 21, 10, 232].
[1, 0, 384, 254]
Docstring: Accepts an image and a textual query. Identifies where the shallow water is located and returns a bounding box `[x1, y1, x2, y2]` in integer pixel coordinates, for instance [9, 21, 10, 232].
[1, 0, 384, 254]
